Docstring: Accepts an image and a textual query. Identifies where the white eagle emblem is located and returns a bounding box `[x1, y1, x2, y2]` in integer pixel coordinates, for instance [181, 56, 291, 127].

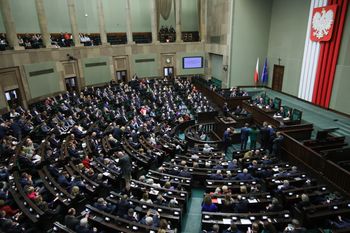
[312, 8, 334, 39]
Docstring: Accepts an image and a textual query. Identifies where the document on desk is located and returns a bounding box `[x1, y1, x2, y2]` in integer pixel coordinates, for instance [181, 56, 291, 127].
[103, 172, 110, 177]
[248, 198, 258, 203]
[149, 189, 159, 195]
[240, 219, 252, 225]
[223, 218, 231, 224]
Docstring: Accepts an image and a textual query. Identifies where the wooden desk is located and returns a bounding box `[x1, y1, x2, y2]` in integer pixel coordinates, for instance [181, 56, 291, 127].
[281, 132, 350, 197]
[242, 101, 282, 127]
[192, 78, 251, 109]
[242, 101, 313, 140]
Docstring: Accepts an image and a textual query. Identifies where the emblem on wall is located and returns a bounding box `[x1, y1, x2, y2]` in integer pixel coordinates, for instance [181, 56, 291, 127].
[311, 5, 337, 42]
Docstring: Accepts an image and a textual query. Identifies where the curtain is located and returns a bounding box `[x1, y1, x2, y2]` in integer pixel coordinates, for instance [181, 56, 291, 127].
[157, 0, 173, 20]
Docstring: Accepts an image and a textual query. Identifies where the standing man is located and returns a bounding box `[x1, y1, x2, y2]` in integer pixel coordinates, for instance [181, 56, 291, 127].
[222, 102, 230, 117]
[240, 123, 250, 150]
[117, 151, 132, 193]
[272, 132, 284, 157]
[223, 128, 232, 156]
[249, 125, 259, 150]
[260, 122, 270, 150]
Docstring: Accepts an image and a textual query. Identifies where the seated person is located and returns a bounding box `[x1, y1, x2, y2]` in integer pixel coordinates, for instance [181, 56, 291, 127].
[283, 219, 306, 233]
[140, 192, 153, 204]
[222, 222, 242, 233]
[57, 171, 72, 188]
[209, 170, 223, 180]
[178, 167, 191, 178]
[75, 216, 96, 233]
[202, 194, 218, 212]
[234, 105, 242, 115]
[0, 199, 19, 216]
[117, 194, 133, 217]
[234, 195, 249, 213]
[277, 180, 295, 191]
[93, 197, 116, 213]
[203, 144, 214, 154]
[65, 208, 80, 230]
[139, 209, 160, 227]
[330, 215, 350, 229]
[266, 198, 284, 212]
[154, 194, 167, 206]
[296, 194, 311, 209]
[0, 210, 23, 233]
[234, 169, 255, 181]
[124, 208, 138, 222]
[274, 106, 286, 118]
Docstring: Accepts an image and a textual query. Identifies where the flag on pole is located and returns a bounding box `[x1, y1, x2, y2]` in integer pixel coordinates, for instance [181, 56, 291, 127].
[261, 58, 268, 85]
[254, 58, 259, 84]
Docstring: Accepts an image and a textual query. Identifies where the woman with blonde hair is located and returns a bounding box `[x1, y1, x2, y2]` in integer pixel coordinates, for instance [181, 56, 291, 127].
[140, 192, 153, 204]
[202, 194, 217, 212]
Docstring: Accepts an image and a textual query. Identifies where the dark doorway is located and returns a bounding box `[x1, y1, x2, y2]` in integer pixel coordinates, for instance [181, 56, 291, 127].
[5, 89, 21, 109]
[65, 77, 78, 93]
[163, 67, 174, 78]
[116, 70, 127, 83]
[272, 65, 284, 92]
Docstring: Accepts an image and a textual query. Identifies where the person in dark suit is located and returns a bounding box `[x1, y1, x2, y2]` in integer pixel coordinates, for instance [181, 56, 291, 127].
[234, 195, 249, 213]
[223, 128, 232, 154]
[117, 151, 132, 192]
[223, 102, 230, 117]
[234, 105, 242, 115]
[266, 198, 284, 212]
[57, 171, 72, 188]
[64, 208, 80, 230]
[123, 208, 137, 222]
[9, 119, 22, 141]
[89, 132, 100, 155]
[117, 194, 133, 217]
[222, 222, 242, 233]
[49, 134, 60, 148]
[178, 167, 191, 178]
[296, 194, 311, 210]
[227, 159, 239, 170]
[331, 216, 350, 229]
[68, 143, 81, 159]
[240, 123, 250, 150]
[272, 132, 284, 157]
[75, 217, 95, 233]
[93, 198, 116, 214]
[209, 170, 224, 180]
[260, 122, 270, 150]
[71, 125, 86, 139]
[112, 125, 122, 140]
[234, 169, 255, 181]
[139, 209, 160, 227]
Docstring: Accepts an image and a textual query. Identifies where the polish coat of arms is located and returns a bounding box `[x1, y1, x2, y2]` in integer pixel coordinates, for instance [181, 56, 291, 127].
[311, 5, 337, 42]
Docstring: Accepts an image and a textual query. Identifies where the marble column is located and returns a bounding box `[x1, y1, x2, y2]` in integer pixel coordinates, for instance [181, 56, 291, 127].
[35, 0, 52, 48]
[150, 0, 159, 43]
[125, 0, 134, 44]
[97, 0, 108, 45]
[200, 0, 207, 42]
[67, 0, 82, 47]
[0, 0, 23, 50]
[175, 0, 182, 42]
